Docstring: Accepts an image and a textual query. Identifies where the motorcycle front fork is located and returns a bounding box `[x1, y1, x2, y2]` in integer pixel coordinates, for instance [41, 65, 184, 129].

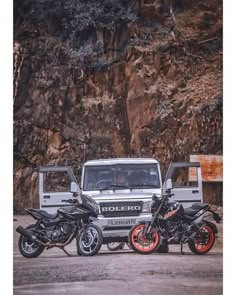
[80, 220, 90, 242]
[144, 220, 162, 238]
[144, 223, 151, 236]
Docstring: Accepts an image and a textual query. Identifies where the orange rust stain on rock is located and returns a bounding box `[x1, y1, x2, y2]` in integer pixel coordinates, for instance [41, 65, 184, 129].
[190, 155, 223, 182]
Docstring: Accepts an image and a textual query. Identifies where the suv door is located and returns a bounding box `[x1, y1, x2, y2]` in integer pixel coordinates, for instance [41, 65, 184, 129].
[164, 162, 203, 208]
[39, 166, 79, 213]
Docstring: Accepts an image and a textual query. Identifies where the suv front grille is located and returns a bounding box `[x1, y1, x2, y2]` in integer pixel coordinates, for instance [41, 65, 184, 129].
[99, 201, 143, 217]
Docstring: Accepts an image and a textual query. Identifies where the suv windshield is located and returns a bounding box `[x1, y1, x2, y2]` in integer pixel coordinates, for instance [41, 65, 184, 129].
[83, 163, 160, 191]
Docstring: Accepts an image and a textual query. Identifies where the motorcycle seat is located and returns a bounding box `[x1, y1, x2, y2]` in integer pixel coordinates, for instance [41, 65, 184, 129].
[184, 203, 209, 217]
[27, 208, 58, 219]
[191, 203, 209, 210]
[184, 207, 200, 216]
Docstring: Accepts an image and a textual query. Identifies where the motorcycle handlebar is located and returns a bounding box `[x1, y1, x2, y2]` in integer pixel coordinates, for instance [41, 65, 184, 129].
[152, 193, 175, 202]
[163, 193, 175, 198]
[61, 199, 79, 204]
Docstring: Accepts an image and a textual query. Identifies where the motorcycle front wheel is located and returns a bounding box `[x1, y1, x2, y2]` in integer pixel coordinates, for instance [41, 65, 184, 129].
[76, 224, 103, 256]
[18, 224, 45, 258]
[128, 223, 161, 254]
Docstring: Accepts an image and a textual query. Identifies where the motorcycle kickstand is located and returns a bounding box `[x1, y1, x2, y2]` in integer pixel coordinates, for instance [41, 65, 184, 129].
[61, 247, 70, 257]
[180, 243, 184, 255]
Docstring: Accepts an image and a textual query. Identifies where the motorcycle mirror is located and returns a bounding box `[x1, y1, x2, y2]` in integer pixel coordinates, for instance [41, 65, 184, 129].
[152, 194, 158, 201]
[164, 179, 173, 190]
[70, 182, 80, 193]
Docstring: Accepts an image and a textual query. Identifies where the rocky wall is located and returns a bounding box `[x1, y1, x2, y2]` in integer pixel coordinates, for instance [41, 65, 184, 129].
[14, 0, 222, 211]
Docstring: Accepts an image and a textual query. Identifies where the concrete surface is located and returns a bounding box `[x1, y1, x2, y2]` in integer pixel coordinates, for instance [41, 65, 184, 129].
[13, 215, 223, 295]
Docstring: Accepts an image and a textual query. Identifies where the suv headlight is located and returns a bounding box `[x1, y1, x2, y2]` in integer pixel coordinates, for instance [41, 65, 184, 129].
[142, 201, 152, 213]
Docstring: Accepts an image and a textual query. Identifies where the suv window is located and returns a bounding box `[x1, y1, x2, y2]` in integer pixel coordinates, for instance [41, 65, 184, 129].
[43, 171, 71, 192]
[171, 167, 198, 188]
[83, 164, 160, 191]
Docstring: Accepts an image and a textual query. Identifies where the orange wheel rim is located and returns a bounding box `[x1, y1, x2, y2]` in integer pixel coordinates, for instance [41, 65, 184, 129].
[131, 224, 159, 252]
[194, 225, 214, 252]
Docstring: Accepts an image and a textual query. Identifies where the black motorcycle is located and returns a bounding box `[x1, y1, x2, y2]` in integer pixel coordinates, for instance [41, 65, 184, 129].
[16, 194, 103, 258]
[128, 185, 221, 255]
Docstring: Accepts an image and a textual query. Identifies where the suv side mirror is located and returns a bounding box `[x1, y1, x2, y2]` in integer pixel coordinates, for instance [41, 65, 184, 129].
[165, 179, 173, 190]
[70, 182, 79, 193]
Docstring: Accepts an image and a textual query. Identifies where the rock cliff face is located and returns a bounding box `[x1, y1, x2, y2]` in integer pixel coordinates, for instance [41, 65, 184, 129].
[14, 0, 222, 211]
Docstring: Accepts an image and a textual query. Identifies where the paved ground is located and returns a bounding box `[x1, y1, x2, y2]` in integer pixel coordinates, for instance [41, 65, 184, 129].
[13, 215, 223, 295]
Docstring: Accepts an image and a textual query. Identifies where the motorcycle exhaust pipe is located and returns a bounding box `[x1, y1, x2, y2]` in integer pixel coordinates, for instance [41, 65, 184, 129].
[16, 226, 37, 243]
[16, 226, 76, 248]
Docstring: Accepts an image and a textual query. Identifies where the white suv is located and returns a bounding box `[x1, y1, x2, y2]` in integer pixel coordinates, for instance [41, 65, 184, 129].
[39, 159, 203, 244]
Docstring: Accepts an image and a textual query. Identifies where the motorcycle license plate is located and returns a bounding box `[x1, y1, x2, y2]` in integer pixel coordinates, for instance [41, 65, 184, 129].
[108, 219, 136, 226]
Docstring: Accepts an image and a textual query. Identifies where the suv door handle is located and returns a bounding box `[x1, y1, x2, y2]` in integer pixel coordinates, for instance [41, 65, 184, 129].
[44, 195, 51, 199]
[192, 190, 199, 194]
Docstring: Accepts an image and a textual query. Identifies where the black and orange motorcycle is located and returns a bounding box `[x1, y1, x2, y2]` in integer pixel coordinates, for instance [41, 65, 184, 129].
[128, 180, 221, 255]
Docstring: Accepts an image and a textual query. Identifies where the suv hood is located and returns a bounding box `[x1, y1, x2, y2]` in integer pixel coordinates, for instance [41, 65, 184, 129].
[84, 191, 161, 202]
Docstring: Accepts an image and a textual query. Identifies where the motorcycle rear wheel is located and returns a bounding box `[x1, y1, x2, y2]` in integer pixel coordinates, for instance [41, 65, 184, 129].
[188, 225, 215, 255]
[128, 223, 161, 254]
[18, 224, 45, 258]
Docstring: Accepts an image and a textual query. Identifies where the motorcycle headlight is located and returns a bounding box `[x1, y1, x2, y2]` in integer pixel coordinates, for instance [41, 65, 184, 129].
[90, 202, 99, 214]
[142, 201, 152, 213]
[95, 203, 100, 214]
